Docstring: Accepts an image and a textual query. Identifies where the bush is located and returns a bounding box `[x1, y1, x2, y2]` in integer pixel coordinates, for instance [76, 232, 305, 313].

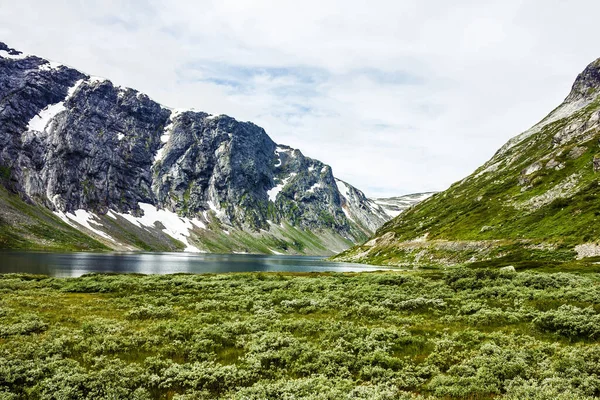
[534, 305, 600, 339]
[125, 305, 175, 320]
[0, 313, 48, 337]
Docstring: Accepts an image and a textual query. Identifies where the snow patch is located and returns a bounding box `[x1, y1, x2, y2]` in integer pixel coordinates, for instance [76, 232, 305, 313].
[106, 210, 118, 220]
[89, 76, 107, 84]
[154, 148, 166, 163]
[335, 179, 351, 200]
[336, 180, 358, 221]
[28, 103, 68, 132]
[376, 207, 401, 218]
[68, 210, 114, 241]
[306, 182, 323, 194]
[117, 133, 124, 141]
[38, 61, 62, 71]
[107, 204, 206, 252]
[274, 146, 289, 167]
[191, 218, 206, 229]
[268, 173, 297, 202]
[27, 79, 85, 132]
[341, 206, 356, 223]
[154, 111, 180, 163]
[207, 200, 226, 219]
[55, 209, 115, 242]
[120, 203, 204, 252]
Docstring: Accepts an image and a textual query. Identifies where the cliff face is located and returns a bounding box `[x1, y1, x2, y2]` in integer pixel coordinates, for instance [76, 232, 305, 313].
[335, 57, 600, 266]
[0, 42, 419, 255]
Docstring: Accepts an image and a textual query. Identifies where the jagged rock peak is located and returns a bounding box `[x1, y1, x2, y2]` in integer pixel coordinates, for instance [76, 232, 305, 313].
[0, 42, 21, 56]
[565, 57, 600, 103]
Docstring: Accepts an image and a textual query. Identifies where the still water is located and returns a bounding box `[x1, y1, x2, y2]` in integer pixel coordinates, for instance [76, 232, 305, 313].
[0, 251, 389, 277]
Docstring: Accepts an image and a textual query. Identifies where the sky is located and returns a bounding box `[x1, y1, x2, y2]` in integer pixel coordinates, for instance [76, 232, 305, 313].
[1, 1, 600, 197]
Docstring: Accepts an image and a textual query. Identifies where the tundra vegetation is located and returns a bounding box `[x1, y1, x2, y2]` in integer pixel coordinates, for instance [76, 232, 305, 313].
[1, 268, 600, 399]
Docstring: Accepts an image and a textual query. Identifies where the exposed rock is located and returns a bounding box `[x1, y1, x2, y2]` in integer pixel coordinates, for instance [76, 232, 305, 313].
[568, 146, 586, 159]
[565, 58, 600, 103]
[500, 265, 516, 272]
[545, 159, 559, 169]
[518, 175, 530, 188]
[593, 155, 600, 172]
[575, 243, 600, 259]
[520, 173, 582, 211]
[522, 162, 542, 176]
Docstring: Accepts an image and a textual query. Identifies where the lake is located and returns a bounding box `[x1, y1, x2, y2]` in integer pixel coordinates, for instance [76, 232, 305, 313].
[0, 251, 390, 277]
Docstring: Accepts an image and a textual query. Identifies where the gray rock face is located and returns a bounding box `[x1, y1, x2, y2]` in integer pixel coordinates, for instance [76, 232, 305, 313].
[0, 42, 403, 254]
[565, 58, 600, 103]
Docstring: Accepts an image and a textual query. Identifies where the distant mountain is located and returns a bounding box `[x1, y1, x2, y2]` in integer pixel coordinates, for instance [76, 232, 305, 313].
[335, 57, 600, 266]
[0, 41, 430, 255]
[373, 193, 436, 218]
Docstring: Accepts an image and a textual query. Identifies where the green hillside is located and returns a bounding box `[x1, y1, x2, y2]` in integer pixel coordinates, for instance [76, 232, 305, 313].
[335, 58, 600, 267]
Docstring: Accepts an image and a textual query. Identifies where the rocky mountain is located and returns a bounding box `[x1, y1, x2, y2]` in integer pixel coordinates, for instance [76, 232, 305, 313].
[0, 42, 426, 255]
[335, 57, 600, 266]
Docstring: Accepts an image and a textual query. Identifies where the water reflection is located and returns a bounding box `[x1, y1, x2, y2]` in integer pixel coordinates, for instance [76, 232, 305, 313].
[0, 251, 390, 277]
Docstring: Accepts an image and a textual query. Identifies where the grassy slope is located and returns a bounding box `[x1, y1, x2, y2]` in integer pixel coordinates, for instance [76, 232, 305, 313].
[1, 269, 600, 398]
[335, 95, 600, 266]
[0, 185, 107, 251]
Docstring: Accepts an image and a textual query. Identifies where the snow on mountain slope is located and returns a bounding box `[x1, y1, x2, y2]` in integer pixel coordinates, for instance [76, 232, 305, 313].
[373, 193, 437, 218]
[0, 41, 403, 255]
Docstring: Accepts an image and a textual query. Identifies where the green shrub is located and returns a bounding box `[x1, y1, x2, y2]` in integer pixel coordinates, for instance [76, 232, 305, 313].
[534, 305, 600, 339]
[125, 305, 175, 320]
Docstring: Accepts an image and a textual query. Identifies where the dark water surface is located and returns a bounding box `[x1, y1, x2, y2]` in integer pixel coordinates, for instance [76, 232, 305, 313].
[0, 251, 389, 277]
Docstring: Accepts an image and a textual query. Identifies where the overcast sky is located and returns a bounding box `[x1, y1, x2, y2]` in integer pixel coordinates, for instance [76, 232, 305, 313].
[1, 1, 599, 197]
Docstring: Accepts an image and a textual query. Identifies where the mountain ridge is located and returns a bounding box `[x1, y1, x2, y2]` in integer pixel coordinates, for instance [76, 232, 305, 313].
[0, 41, 429, 255]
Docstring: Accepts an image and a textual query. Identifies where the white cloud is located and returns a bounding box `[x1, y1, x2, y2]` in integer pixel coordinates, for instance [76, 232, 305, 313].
[1, 0, 599, 197]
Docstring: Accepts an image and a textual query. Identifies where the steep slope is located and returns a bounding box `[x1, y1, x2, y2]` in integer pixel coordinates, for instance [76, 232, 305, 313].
[336, 57, 600, 266]
[0, 42, 390, 255]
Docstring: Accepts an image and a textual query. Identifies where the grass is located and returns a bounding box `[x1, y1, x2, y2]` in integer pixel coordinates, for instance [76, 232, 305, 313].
[1, 269, 600, 399]
[0, 186, 107, 251]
